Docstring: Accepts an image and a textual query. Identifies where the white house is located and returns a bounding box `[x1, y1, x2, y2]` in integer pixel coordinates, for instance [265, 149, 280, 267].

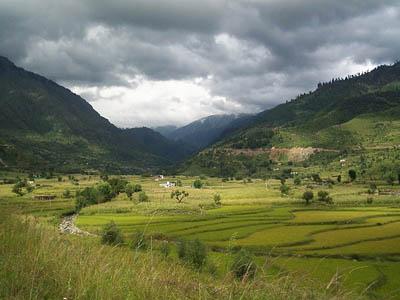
[154, 175, 164, 181]
[159, 181, 175, 188]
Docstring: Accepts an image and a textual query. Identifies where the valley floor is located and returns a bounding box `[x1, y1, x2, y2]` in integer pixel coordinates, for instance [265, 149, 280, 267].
[1, 174, 400, 299]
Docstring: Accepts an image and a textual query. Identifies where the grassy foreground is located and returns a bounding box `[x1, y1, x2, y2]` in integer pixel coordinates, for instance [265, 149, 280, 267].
[0, 211, 347, 300]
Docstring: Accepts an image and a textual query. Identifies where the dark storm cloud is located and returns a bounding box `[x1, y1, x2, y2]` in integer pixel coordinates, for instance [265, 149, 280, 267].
[0, 0, 399, 125]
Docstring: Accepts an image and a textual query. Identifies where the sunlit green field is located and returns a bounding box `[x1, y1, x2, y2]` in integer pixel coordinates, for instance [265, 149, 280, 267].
[1, 173, 400, 298]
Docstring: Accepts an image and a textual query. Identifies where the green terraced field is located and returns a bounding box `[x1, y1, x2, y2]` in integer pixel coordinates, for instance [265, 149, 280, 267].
[2, 174, 400, 298]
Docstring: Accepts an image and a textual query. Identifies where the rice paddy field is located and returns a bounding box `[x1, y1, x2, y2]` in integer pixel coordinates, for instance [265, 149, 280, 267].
[1, 173, 400, 299]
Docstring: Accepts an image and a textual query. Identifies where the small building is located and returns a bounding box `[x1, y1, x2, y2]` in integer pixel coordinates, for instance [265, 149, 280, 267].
[154, 175, 164, 181]
[159, 181, 175, 188]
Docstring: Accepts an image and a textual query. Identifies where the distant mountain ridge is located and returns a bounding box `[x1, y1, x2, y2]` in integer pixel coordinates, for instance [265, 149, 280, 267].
[0, 56, 191, 173]
[156, 113, 252, 151]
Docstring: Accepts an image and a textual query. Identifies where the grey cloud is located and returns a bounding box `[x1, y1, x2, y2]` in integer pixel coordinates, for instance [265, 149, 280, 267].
[0, 0, 399, 126]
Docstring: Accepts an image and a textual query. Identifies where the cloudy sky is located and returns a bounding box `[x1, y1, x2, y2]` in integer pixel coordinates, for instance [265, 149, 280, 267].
[1, 0, 399, 127]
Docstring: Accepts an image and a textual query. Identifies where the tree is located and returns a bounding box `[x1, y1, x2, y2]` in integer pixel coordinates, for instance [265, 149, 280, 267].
[107, 177, 128, 195]
[317, 190, 332, 203]
[133, 184, 142, 192]
[125, 183, 135, 199]
[138, 191, 149, 202]
[302, 190, 314, 204]
[280, 184, 290, 196]
[75, 186, 100, 211]
[193, 179, 203, 189]
[97, 182, 113, 201]
[386, 174, 396, 185]
[311, 173, 322, 183]
[101, 221, 124, 245]
[231, 249, 256, 280]
[12, 184, 23, 196]
[213, 193, 222, 206]
[171, 190, 189, 203]
[348, 169, 357, 182]
[125, 183, 141, 199]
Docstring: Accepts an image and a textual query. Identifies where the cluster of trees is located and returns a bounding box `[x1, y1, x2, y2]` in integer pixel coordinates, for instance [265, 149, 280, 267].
[75, 177, 144, 211]
[12, 178, 34, 196]
[302, 190, 333, 204]
[226, 127, 275, 149]
[187, 149, 274, 178]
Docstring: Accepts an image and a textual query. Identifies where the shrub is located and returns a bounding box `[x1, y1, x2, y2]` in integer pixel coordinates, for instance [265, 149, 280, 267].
[213, 194, 222, 206]
[176, 239, 207, 269]
[101, 221, 124, 245]
[348, 169, 357, 182]
[160, 241, 170, 258]
[337, 175, 342, 183]
[177, 239, 187, 259]
[138, 191, 149, 202]
[366, 197, 373, 204]
[231, 249, 256, 280]
[302, 191, 314, 204]
[193, 179, 203, 189]
[62, 189, 71, 198]
[26, 185, 34, 193]
[186, 239, 207, 269]
[294, 177, 301, 185]
[368, 183, 378, 194]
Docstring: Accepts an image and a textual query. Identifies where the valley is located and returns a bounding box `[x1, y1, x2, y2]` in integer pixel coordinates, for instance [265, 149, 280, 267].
[1, 171, 400, 299]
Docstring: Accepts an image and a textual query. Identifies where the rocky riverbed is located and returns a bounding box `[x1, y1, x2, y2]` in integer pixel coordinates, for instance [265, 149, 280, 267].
[59, 215, 94, 236]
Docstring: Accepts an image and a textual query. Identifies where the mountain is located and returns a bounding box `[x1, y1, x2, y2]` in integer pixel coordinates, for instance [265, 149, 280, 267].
[185, 62, 400, 177]
[162, 114, 252, 150]
[0, 56, 191, 173]
[152, 125, 178, 137]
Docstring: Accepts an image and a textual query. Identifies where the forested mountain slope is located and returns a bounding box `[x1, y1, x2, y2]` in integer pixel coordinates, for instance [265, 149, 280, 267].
[186, 62, 400, 177]
[0, 56, 191, 173]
